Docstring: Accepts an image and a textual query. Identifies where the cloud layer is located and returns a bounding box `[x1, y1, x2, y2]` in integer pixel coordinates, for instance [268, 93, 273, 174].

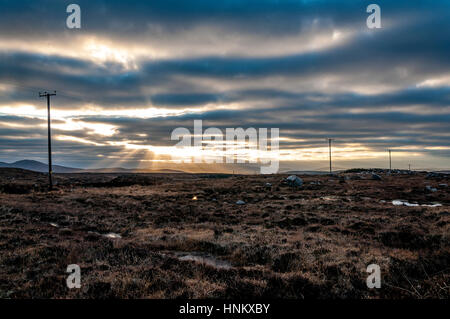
[0, 0, 449, 171]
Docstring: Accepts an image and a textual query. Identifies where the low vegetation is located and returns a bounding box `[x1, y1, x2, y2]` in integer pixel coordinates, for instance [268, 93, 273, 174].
[0, 168, 448, 298]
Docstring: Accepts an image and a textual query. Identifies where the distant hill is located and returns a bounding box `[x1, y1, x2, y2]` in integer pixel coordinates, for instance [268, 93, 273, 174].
[83, 167, 186, 174]
[0, 160, 82, 173]
[282, 170, 333, 175]
[0, 160, 187, 174]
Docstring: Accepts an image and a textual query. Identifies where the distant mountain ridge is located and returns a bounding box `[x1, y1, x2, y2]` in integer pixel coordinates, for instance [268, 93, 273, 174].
[0, 160, 187, 174]
[0, 160, 82, 173]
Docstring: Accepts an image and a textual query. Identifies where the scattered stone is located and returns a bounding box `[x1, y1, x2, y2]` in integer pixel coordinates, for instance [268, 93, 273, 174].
[236, 200, 246, 205]
[265, 183, 272, 188]
[438, 184, 448, 188]
[285, 175, 303, 188]
[372, 174, 382, 181]
[426, 172, 447, 179]
[425, 185, 437, 192]
[104, 232, 121, 239]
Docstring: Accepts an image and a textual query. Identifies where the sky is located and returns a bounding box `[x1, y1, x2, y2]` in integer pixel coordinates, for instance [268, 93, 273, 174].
[0, 0, 449, 172]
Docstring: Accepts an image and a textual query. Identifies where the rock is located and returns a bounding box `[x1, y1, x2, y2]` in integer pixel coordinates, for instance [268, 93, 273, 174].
[265, 183, 272, 188]
[427, 172, 446, 179]
[425, 185, 437, 192]
[236, 200, 246, 205]
[285, 175, 303, 187]
[438, 184, 448, 188]
[372, 174, 382, 181]
[104, 232, 121, 239]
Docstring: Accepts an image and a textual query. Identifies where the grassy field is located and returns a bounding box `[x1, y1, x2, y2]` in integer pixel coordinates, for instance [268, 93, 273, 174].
[0, 168, 448, 298]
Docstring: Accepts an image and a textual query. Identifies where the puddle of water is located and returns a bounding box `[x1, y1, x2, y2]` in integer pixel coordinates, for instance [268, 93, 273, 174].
[392, 200, 419, 207]
[322, 196, 339, 201]
[176, 252, 231, 269]
[392, 200, 442, 207]
[104, 232, 122, 239]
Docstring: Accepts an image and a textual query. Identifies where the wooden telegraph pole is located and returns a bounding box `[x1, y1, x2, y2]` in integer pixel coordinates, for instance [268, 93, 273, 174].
[39, 91, 56, 190]
[328, 138, 333, 174]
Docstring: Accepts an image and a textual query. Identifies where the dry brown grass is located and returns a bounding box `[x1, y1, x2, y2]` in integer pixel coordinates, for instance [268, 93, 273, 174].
[0, 168, 448, 298]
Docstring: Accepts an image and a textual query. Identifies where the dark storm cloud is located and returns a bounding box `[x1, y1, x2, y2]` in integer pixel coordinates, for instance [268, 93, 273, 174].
[0, 1, 449, 168]
[1, 0, 448, 38]
[1, 0, 450, 109]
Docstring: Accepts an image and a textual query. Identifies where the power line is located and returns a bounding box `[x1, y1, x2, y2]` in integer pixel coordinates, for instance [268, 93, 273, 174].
[39, 91, 56, 191]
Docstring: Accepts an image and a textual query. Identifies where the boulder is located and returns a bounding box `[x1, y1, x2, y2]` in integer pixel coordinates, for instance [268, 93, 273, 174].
[372, 174, 382, 181]
[285, 175, 303, 187]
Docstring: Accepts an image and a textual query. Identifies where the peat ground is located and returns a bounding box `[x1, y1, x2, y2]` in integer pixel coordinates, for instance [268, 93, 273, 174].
[0, 168, 449, 298]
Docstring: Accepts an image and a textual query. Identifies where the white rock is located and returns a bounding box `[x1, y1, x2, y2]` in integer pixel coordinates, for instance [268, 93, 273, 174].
[104, 233, 122, 239]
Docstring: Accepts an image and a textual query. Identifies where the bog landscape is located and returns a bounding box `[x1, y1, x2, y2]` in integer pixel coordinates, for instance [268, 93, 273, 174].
[0, 167, 448, 298]
[1, 1, 450, 302]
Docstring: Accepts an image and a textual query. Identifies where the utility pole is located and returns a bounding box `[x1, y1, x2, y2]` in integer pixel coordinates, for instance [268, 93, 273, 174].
[328, 138, 333, 174]
[388, 149, 392, 172]
[39, 91, 56, 190]
[408, 164, 411, 172]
